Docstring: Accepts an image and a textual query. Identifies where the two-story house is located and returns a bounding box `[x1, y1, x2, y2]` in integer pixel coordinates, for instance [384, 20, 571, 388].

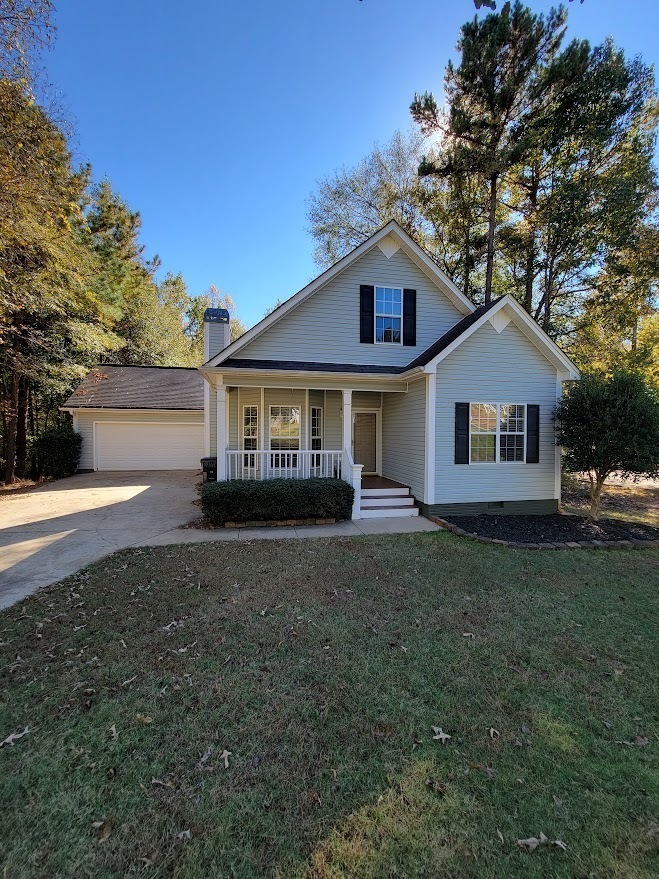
[63, 221, 579, 519]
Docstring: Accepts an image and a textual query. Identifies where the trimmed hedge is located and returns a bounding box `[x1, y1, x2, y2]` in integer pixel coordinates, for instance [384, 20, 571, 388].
[32, 424, 82, 478]
[201, 478, 354, 526]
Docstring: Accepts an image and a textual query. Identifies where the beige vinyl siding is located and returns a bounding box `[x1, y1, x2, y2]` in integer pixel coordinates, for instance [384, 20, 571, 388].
[74, 409, 204, 471]
[237, 246, 463, 366]
[381, 380, 427, 502]
[352, 391, 382, 409]
[324, 391, 343, 450]
[435, 320, 559, 503]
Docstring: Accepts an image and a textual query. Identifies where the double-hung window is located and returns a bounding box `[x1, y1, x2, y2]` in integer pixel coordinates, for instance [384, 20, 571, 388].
[270, 405, 300, 469]
[375, 286, 402, 344]
[311, 406, 323, 471]
[470, 403, 526, 463]
[243, 405, 258, 469]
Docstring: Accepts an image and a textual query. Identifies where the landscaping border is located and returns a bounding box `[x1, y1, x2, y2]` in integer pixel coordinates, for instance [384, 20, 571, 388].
[430, 516, 659, 550]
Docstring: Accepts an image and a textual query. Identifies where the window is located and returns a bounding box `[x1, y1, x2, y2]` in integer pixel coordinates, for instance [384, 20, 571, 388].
[311, 406, 323, 471]
[311, 407, 323, 451]
[375, 286, 402, 344]
[243, 405, 258, 467]
[470, 403, 526, 463]
[270, 405, 300, 468]
[499, 404, 525, 462]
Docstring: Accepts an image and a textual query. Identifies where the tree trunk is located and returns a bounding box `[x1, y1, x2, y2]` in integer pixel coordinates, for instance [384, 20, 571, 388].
[523, 174, 538, 314]
[463, 222, 471, 301]
[588, 471, 607, 521]
[484, 173, 498, 304]
[15, 376, 28, 479]
[4, 368, 19, 485]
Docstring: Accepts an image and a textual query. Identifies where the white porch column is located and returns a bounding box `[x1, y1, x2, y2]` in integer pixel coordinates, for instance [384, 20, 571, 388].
[216, 381, 227, 480]
[342, 389, 352, 454]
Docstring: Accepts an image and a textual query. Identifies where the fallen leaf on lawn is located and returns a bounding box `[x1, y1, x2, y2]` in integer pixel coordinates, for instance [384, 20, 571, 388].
[136, 714, 153, 725]
[431, 726, 451, 744]
[92, 818, 112, 842]
[469, 761, 496, 779]
[635, 735, 650, 747]
[489, 727, 500, 739]
[614, 668, 624, 677]
[198, 743, 214, 768]
[552, 795, 563, 807]
[109, 723, 118, 740]
[151, 777, 174, 789]
[0, 726, 30, 747]
[425, 777, 446, 796]
[553, 839, 568, 851]
[177, 829, 192, 841]
[517, 833, 547, 853]
[219, 748, 231, 769]
[462, 632, 474, 638]
[497, 829, 505, 845]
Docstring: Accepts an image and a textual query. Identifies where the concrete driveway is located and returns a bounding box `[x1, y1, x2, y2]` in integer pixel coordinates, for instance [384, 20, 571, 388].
[0, 471, 200, 609]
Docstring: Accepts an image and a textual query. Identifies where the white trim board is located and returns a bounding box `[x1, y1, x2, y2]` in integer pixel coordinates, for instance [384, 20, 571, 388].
[420, 295, 580, 380]
[204, 220, 474, 368]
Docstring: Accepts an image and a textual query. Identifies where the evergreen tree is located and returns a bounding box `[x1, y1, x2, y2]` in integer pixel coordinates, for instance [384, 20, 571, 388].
[412, 1, 572, 302]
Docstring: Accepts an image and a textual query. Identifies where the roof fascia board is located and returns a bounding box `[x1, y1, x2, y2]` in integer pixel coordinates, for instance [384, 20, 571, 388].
[420, 295, 580, 378]
[205, 220, 474, 368]
[60, 407, 203, 414]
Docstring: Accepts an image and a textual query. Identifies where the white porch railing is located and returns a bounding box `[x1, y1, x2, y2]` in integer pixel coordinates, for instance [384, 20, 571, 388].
[226, 450, 343, 481]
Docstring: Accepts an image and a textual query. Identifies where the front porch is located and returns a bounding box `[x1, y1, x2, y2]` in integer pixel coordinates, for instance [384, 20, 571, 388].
[208, 383, 427, 519]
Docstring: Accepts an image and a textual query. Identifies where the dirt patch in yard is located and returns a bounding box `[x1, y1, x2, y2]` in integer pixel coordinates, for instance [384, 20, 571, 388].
[444, 513, 659, 543]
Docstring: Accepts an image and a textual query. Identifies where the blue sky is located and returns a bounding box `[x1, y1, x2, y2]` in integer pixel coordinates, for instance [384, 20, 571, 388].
[48, 0, 659, 328]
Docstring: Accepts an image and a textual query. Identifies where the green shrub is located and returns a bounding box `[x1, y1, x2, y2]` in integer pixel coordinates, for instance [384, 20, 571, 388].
[33, 424, 82, 478]
[201, 478, 354, 525]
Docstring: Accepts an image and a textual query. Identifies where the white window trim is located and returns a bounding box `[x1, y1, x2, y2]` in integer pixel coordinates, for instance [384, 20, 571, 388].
[268, 404, 301, 451]
[468, 403, 527, 464]
[374, 284, 403, 346]
[242, 405, 258, 450]
[310, 406, 323, 451]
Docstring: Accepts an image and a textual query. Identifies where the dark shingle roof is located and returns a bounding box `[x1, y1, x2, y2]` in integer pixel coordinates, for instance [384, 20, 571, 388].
[405, 299, 501, 369]
[62, 365, 204, 410]
[221, 301, 500, 376]
[220, 358, 407, 374]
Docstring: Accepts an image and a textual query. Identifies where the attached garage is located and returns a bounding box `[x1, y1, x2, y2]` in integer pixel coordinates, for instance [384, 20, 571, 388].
[62, 365, 206, 472]
[95, 421, 204, 471]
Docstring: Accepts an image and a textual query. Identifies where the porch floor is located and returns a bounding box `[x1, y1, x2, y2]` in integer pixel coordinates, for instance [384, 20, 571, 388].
[361, 476, 409, 491]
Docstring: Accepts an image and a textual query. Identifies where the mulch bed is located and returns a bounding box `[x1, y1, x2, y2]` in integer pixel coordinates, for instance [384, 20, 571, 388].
[443, 513, 659, 545]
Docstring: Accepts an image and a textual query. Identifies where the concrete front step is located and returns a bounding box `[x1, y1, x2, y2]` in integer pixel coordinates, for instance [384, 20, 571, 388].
[361, 495, 415, 508]
[360, 506, 419, 518]
[361, 487, 410, 498]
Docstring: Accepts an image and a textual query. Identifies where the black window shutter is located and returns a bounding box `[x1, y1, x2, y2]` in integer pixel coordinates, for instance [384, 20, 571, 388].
[455, 402, 470, 464]
[526, 404, 540, 463]
[360, 285, 374, 344]
[403, 288, 416, 346]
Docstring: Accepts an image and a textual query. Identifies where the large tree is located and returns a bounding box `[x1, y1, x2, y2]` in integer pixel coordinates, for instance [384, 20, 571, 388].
[0, 81, 120, 483]
[412, 1, 573, 302]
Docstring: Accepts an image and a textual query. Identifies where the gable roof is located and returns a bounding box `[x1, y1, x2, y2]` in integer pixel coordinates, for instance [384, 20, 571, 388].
[62, 365, 204, 410]
[215, 295, 579, 380]
[205, 220, 475, 368]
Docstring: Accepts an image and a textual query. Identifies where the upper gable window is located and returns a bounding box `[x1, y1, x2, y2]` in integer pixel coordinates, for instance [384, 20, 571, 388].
[375, 287, 402, 344]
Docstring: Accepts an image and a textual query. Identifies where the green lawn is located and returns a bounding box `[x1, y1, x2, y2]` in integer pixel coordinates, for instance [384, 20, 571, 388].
[1, 533, 658, 878]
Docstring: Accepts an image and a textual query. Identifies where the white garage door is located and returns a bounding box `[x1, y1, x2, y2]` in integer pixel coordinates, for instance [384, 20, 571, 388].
[95, 421, 205, 470]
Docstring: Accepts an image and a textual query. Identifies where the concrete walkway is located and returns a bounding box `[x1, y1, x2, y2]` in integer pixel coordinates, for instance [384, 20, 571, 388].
[140, 515, 440, 546]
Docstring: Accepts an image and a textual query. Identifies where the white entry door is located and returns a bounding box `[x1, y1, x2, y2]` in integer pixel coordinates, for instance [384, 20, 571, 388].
[95, 422, 204, 470]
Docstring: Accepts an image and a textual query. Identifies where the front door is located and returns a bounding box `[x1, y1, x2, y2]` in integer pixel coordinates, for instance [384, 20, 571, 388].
[353, 412, 378, 474]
